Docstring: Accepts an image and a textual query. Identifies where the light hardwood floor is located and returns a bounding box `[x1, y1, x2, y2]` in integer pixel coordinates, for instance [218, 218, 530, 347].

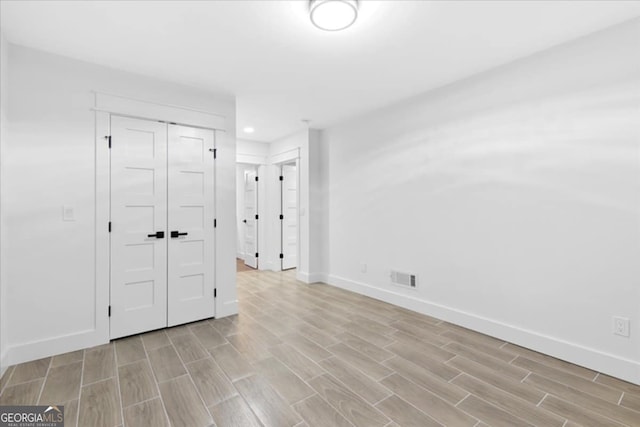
[1, 269, 639, 426]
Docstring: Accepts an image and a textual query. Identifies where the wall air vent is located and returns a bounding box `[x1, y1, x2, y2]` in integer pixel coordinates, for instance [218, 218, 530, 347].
[391, 270, 417, 288]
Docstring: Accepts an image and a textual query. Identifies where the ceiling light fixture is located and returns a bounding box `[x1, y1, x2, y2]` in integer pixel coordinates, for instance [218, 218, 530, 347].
[310, 0, 358, 32]
[243, 126, 255, 134]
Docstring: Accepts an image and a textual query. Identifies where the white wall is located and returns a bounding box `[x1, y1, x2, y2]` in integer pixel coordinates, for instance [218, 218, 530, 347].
[0, 32, 9, 376]
[2, 44, 237, 367]
[322, 19, 640, 384]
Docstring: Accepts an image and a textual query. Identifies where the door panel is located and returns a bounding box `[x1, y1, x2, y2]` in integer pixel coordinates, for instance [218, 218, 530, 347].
[282, 164, 298, 270]
[244, 169, 258, 269]
[167, 124, 215, 326]
[110, 116, 168, 339]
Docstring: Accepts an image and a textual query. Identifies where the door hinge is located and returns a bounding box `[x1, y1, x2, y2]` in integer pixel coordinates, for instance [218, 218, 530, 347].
[279, 253, 284, 259]
[279, 175, 283, 181]
[255, 252, 259, 258]
[108, 305, 111, 317]
[106, 135, 111, 148]
[279, 214, 283, 220]
[209, 148, 217, 159]
[108, 221, 111, 232]
[214, 288, 217, 298]
[214, 218, 217, 228]
[255, 176, 259, 182]
[255, 214, 259, 220]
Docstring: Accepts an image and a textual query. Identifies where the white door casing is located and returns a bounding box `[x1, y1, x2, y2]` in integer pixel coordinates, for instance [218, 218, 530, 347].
[282, 164, 298, 270]
[167, 124, 216, 326]
[244, 169, 258, 269]
[110, 116, 168, 339]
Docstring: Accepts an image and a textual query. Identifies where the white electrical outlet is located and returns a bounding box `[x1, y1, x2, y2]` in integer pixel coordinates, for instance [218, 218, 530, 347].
[612, 316, 630, 337]
[62, 205, 75, 221]
[360, 263, 367, 273]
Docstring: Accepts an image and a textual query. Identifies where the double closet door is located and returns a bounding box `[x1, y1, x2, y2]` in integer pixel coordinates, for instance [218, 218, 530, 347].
[110, 116, 216, 339]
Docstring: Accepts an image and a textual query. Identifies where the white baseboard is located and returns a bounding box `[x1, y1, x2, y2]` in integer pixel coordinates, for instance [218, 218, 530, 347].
[327, 274, 640, 385]
[295, 271, 328, 284]
[296, 272, 329, 284]
[0, 349, 8, 379]
[236, 252, 244, 260]
[217, 299, 239, 318]
[3, 329, 107, 368]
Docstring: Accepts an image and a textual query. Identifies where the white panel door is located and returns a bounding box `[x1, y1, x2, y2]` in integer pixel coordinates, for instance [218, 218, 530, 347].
[244, 170, 258, 269]
[167, 124, 216, 326]
[282, 164, 298, 270]
[110, 116, 168, 339]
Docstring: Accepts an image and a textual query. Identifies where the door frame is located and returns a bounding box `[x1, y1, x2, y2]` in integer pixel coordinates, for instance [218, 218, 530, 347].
[279, 162, 298, 271]
[273, 153, 301, 273]
[95, 92, 225, 341]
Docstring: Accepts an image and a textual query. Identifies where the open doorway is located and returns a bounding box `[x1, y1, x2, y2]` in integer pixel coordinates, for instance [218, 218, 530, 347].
[280, 162, 298, 270]
[236, 164, 258, 271]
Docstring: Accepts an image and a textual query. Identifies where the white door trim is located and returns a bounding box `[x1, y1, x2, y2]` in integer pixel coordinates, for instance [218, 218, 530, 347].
[96, 93, 226, 345]
[93, 91, 227, 131]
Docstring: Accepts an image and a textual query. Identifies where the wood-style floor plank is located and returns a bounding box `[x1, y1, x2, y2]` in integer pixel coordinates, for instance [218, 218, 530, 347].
[78, 378, 122, 427]
[268, 343, 325, 381]
[309, 373, 389, 427]
[39, 361, 82, 404]
[83, 346, 116, 385]
[253, 357, 315, 405]
[540, 395, 626, 427]
[383, 356, 467, 405]
[319, 356, 392, 405]
[123, 398, 170, 427]
[118, 360, 158, 407]
[208, 395, 263, 427]
[524, 373, 640, 426]
[512, 356, 623, 403]
[50, 350, 84, 368]
[115, 336, 146, 366]
[375, 395, 442, 427]
[457, 394, 531, 427]
[453, 373, 565, 427]
[380, 373, 476, 426]
[234, 374, 302, 427]
[7, 357, 50, 386]
[293, 394, 354, 427]
[0, 379, 44, 405]
[158, 375, 212, 427]
[208, 343, 254, 381]
[185, 357, 237, 407]
[190, 323, 227, 349]
[147, 345, 187, 383]
[169, 333, 209, 364]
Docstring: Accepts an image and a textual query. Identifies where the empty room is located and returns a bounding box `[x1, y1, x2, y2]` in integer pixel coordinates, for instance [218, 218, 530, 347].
[0, 1, 639, 426]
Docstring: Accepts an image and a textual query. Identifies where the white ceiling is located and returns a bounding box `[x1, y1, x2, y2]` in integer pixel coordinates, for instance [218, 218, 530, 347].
[1, 1, 639, 142]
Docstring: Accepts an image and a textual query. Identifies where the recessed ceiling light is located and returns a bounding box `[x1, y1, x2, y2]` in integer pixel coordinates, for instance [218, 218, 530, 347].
[243, 126, 255, 134]
[310, 0, 358, 32]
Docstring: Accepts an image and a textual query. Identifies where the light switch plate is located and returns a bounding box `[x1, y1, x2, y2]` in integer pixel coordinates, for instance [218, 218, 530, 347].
[63, 205, 75, 221]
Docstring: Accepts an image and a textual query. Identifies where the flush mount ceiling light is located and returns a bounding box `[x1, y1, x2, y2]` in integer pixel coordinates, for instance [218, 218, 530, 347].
[243, 126, 255, 134]
[310, 0, 358, 31]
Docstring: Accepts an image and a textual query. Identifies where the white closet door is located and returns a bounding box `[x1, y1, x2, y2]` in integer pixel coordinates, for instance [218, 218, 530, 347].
[167, 124, 216, 326]
[110, 116, 168, 339]
[282, 164, 298, 270]
[244, 169, 258, 269]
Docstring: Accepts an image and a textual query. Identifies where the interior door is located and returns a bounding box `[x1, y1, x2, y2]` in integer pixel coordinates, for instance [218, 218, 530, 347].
[110, 116, 168, 339]
[244, 169, 258, 269]
[281, 164, 298, 270]
[167, 124, 216, 326]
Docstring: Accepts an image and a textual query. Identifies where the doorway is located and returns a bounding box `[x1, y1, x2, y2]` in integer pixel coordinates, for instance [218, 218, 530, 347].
[236, 164, 259, 270]
[109, 116, 216, 339]
[280, 162, 298, 270]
